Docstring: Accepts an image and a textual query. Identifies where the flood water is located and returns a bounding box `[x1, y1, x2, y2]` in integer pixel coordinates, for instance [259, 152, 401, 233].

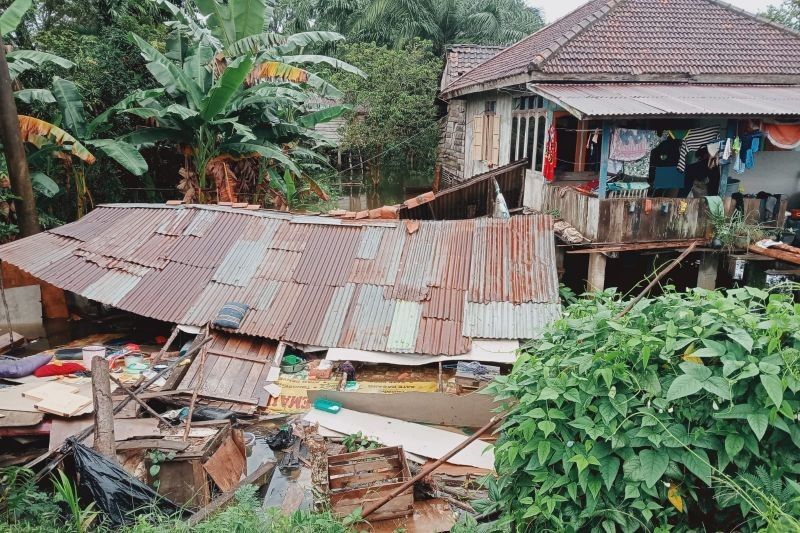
[335, 169, 433, 211]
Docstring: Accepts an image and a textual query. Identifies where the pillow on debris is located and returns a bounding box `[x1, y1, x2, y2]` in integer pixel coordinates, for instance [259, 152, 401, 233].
[213, 302, 249, 330]
[0, 353, 52, 379]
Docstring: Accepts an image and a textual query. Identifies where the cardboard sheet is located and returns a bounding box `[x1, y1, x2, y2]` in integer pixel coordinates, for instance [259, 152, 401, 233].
[305, 408, 495, 470]
[49, 416, 161, 450]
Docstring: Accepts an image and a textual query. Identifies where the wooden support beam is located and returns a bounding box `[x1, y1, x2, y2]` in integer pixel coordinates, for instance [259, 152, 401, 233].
[574, 119, 588, 172]
[749, 244, 800, 266]
[697, 252, 720, 290]
[587, 253, 607, 293]
[91, 357, 116, 459]
[598, 121, 612, 200]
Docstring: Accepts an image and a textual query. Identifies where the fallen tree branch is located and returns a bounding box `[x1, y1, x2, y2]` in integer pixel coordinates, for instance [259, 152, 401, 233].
[617, 241, 698, 318]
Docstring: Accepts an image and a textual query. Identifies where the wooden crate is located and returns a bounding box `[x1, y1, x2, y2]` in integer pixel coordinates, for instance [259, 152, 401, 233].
[327, 446, 413, 521]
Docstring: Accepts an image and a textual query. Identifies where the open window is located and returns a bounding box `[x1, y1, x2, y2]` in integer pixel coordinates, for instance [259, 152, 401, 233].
[509, 95, 545, 169]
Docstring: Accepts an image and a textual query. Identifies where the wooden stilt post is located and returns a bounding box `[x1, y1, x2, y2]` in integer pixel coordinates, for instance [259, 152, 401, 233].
[697, 252, 719, 289]
[587, 252, 607, 292]
[91, 356, 116, 459]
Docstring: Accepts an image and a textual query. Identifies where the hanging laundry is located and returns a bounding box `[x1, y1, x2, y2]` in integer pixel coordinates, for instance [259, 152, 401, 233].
[677, 126, 719, 172]
[722, 138, 731, 162]
[706, 142, 720, 158]
[733, 153, 745, 174]
[751, 135, 760, 154]
[623, 134, 665, 178]
[607, 159, 624, 175]
[542, 123, 557, 182]
[764, 123, 800, 150]
[609, 128, 659, 161]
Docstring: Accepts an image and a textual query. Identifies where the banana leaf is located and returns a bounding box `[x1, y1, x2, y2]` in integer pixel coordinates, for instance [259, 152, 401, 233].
[14, 89, 55, 104]
[0, 0, 31, 36]
[200, 55, 253, 121]
[129, 33, 203, 109]
[51, 77, 87, 138]
[30, 172, 59, 198]
[87, 139, 148, 176]
[18, 115, 95, 164]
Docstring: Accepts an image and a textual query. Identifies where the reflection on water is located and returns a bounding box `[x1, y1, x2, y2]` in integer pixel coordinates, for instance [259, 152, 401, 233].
[336, 169, 433, 211]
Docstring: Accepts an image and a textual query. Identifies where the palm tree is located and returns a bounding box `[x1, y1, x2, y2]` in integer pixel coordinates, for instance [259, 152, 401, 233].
[355, 0, 543, 56]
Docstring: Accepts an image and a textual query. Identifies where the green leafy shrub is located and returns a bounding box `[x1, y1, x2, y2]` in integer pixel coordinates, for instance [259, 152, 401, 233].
[487, 287, 800, 532]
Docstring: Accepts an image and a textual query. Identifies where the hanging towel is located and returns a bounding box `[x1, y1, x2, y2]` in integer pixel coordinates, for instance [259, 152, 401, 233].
[722, 138, 732, 161]
[610, 128, 659, 161]
[678, 126, 719, 172]
[542, 124, 557, 182]
[764, 123, 800, 150]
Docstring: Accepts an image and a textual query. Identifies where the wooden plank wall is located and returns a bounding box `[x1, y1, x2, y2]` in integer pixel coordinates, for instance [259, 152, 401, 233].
[526, 171, 600, 240]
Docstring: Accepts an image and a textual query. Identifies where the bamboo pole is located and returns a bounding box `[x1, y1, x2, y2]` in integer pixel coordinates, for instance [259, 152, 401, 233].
[183, 339, 209, 441]
[108, 374, 172, 426]
[360, 414, 504, 520]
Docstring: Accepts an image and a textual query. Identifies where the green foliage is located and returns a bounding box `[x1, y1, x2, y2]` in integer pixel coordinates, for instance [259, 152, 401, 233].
[763, 0, 800, 30]
[0, 470, 357, 533]
[342, 431, 380, 452]
[487, 287, 800, 532]
[327, 40, 441, 173]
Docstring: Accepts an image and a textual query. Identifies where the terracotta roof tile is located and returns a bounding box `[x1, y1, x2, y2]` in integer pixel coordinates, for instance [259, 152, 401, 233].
[444, 0, 800, 95]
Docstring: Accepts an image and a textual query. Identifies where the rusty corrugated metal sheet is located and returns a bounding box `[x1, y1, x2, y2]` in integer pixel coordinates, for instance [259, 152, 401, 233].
[530, 84, 800, 119]
[0, 204, 560, 356]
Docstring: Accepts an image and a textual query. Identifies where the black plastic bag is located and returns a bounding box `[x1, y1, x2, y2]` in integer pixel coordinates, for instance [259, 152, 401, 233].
[70, 440, 183, 526]
[179, 406, 238, 423]
[265, 428, 294, 450]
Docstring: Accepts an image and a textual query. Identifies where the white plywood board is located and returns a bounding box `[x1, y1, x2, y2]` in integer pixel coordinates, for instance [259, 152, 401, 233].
[305, 408, 495, 470]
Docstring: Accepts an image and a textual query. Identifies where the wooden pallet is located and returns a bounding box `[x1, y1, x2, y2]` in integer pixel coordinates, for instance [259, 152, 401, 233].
[328, 446, 413, 521]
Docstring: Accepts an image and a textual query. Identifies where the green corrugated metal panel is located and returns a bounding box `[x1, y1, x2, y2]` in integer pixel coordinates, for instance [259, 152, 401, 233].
[386, 300, 423, 352]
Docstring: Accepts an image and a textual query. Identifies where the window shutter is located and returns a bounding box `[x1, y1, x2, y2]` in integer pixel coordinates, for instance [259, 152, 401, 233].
[491, 115, 501, 164]
[472, 115, 484, 161]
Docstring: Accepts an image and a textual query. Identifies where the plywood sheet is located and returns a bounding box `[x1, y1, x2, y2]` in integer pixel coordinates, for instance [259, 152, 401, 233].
[305, 408, 494, 470]
[307, 390, 495, 428]
[202, 433, 246, 492]
[49, 416, 161, 450]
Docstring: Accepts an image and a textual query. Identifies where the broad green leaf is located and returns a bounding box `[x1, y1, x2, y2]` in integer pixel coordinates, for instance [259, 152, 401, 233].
[7, 50, 73, 81]
[30, 172, 59, 198]
[0, 0, 31, 36]
[702, 376, 732, 400]
[537, 441, 550, 465]
[14, 88, 55, 104]
[200, 55, 253, 121]
[183, 45, 215, 94]
[276, 31, 345, 54]
[727, 327, 753, 352]
[746, 413, 768, 441]
[87, 139, 148, 176]
[195, 0, 237, 47]
[679, 361, 712, 381]
[219, 142, 300, 176]
[639, 449, 669, 488]
[600, 456, 620, 490]
[666, 375, 703, 401]
[537, 420, 556, 438]
[118, 127, 191, 147]
[51, 77, 87, 138]
[230, 0, 266, 41]
[87, 89, 165, 137]
[297, 105, 350, 129]
[725, 434, 744, 459]
[129, 33, 203, 109]
[680, 449, 712, 486]
[760, 374, 784, 408]
[282, 54, 366, 77]
[538, 387, 559, 400]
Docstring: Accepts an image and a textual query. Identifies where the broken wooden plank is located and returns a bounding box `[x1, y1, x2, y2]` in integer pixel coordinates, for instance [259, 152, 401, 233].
[202, 432, 246, 492]
[188, 461, 276, 526]
[115, 439, 190, 452]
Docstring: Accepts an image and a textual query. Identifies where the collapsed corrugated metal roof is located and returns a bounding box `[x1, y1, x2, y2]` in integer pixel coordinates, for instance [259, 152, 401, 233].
[0, 205, 560, 356]
[529, 83, 800, 119]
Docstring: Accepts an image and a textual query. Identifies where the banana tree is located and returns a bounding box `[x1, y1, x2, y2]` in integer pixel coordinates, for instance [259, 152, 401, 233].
[122, 0, 363, 206]
[11, 77, 149, 217]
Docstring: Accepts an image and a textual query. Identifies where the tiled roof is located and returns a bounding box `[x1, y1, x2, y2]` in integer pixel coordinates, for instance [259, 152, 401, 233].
[441, 45, 507, 91]
[0, 205, 560, 356]
[443, 0, 800, 97]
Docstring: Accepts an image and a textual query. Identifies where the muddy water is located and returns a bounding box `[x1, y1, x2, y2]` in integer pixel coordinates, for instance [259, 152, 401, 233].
[245, 420, 313, 512]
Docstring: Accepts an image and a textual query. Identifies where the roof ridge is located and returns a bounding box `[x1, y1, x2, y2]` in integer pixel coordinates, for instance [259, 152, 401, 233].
[701, 0, 800, 39]
[532, 0, 626, 70]
[441, 0, 616, 93]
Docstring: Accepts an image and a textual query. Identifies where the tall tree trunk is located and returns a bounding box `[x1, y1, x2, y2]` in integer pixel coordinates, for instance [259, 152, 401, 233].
[0, 34, 39, 237]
